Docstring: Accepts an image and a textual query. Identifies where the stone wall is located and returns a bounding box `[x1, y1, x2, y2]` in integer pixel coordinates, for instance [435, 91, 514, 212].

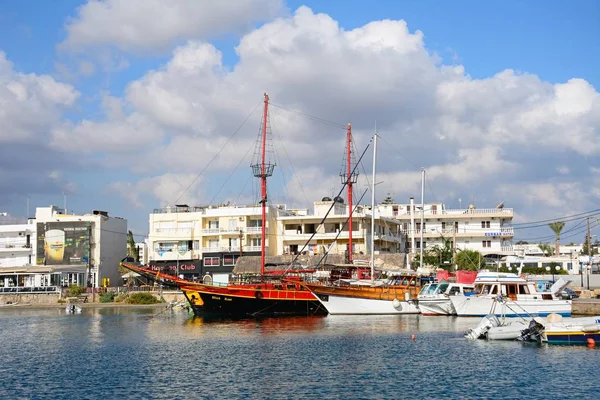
[0, 293, 61, 305]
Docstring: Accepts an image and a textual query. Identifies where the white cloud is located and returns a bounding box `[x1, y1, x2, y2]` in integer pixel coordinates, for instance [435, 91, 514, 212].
[51, 7, 599, 221]
[60, 0, 284, 53]
[108, 173, 204, 208]
[0, 52, 79, 143]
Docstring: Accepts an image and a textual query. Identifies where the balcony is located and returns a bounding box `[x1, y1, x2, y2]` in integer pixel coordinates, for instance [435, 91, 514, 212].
[151, 228, 193, 237]
[201, 228, 220, 235]
[245, 227, 263, 234]
[0, 245, 32, 253]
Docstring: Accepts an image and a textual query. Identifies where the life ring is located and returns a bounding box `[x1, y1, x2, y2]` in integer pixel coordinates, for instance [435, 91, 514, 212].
[255, 290, 264, 299]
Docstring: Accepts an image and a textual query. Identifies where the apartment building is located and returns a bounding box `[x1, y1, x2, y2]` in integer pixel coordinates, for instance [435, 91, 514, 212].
[0, 214, 36, 290]
[277, 197, 404, 257]
[146, 199, 405, 281]
[378, 198, 514, 255]
[147, 204, 275, 283]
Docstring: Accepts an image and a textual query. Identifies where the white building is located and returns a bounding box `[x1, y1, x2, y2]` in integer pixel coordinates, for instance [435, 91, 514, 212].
[147, 203, 275, 283]
[277, 198, 404, 256]
[145, 199, 405, 281]
[33, 206, 127, 289]
[2, 207, 126, 291]
[0, 214, 37, 290]
[378, 199, 514, 255]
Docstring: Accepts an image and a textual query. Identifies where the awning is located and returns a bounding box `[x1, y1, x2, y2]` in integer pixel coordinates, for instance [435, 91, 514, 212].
[0, 265, 88, 274]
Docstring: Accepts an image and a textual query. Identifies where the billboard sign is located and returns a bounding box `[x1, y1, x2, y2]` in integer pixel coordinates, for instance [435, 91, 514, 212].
[37, 222, 91, 265]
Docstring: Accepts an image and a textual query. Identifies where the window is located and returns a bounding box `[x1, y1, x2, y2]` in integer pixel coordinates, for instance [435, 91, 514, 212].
[250, 238, 261, 247]
[482, 240, 491, 248]
[248, 219, 262, 228]
[204, 257, 220, 266]
[208, 220, 219, 229]
[223, 255, 236, 266]
[481, 221, 490, 228]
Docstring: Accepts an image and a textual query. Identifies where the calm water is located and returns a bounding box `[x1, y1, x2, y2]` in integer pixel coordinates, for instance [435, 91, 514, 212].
[0, 307, 599, 400]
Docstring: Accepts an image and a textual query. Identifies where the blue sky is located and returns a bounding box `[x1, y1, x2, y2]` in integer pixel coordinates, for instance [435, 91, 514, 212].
[0, 0, 599, 243]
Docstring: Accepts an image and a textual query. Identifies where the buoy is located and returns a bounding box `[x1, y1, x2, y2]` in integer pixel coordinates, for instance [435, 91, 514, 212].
[587, 338, 595, 347]
[411, 334, 416, 341]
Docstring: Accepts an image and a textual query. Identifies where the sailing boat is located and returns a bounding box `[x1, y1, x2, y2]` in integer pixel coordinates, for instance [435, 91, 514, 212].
[303, 133, 423, 315]
[175, 94, 326, 318]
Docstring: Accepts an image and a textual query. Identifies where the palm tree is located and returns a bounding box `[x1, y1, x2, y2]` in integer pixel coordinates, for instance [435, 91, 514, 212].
[548, 221, 565, 256]
[538, 243, 554, 257]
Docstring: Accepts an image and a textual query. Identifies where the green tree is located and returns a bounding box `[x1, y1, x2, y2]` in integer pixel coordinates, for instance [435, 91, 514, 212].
[382, 194, 394, 204]
[548, 221, 565, 255]
[454, 249, 486, 271]
[127, 230, 138, 261]
[538, 243, 554, 257]
[413, 238, 453, 269]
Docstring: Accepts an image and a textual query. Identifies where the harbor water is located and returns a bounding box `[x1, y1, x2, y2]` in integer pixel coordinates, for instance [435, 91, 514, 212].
[0, 307, 599, 399]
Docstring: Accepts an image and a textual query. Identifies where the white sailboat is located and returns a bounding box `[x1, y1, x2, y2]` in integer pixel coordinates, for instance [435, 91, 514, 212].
[304, 132, 422, 314]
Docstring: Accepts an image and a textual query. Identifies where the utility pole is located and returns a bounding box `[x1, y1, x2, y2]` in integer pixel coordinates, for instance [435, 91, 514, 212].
[587, 217, 592, 290]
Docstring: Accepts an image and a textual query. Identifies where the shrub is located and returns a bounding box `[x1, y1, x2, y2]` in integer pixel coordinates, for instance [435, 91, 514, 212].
[68, 285, 85, 297]
[114, 293, 129, 303]
[99, 291, 116, 303]
[126, 292, 160, 304]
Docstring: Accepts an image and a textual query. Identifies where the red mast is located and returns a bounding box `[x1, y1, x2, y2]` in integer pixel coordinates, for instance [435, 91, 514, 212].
[252, 93, 274, 275]
[340, 123, 358, 263]
[346, 124, 353, 262]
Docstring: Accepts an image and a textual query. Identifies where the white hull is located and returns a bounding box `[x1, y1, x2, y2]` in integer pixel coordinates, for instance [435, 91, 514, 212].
[417, 298, 454, 315]
[316, 294, 420, 315]
[486, 321, 529, 340]
[450, 296, 571, 317]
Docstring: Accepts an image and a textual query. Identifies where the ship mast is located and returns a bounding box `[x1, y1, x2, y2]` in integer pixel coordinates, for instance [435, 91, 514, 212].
[370, 133, 377, 284]
[340, 123, 358, 263]
[251, 93, 275, 275]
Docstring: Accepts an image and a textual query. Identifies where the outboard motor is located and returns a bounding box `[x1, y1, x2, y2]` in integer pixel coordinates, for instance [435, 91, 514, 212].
[465, 315, 501, 340]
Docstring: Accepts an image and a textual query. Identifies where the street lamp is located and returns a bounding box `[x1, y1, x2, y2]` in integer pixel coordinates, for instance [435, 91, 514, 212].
[546, 265, 561, 282]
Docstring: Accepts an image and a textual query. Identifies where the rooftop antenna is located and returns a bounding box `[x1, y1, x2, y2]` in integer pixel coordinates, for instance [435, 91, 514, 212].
[26, 196, 30, 218]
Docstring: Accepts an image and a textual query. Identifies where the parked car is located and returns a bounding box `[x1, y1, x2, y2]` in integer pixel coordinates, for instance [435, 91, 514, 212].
[560, 287, 579, 300]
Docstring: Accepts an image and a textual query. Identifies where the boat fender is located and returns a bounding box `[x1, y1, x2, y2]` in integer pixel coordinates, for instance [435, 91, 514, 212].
[392, 298, 402, 310]
[582, 324, 600, 333]
[255, 290, 264, 300]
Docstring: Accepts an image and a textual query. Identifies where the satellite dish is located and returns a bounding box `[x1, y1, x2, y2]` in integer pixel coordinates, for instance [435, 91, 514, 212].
[496, 201, 504, 209]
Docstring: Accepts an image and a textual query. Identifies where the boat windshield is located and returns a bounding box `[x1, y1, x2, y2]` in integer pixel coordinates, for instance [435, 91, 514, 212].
[418, 283, 432, 295]
[423, 283, 438, 295]
[435, 283, 449, 294]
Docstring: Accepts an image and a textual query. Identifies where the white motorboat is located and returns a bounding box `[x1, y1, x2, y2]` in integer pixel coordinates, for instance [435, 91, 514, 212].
[465, 313, 538, 340]
[65, 304, 82, 314]
[417, 281, 475, 315]
[449, 271, 571, 317]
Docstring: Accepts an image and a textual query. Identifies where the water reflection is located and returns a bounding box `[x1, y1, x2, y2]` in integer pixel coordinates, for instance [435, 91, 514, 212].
[2, 307, 600, 400]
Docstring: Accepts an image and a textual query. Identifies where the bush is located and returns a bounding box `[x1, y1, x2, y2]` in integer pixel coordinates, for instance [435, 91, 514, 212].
[99, 291, 116, 303]
[68, 285, 85, 297]
[126, 292, 160, 304]
[114, 293, 128, 303]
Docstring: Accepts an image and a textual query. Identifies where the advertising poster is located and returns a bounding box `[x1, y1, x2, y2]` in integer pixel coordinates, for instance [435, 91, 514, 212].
[37, 222, 91, 265]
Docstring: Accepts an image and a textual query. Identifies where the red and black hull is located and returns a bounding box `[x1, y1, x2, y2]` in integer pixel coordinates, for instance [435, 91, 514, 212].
[181, 285, 327, 318]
